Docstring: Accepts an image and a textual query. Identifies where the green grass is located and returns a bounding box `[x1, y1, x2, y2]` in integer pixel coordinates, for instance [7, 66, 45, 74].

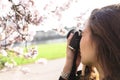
[36, 42, 66, 60]
[13, 42, 66, 65]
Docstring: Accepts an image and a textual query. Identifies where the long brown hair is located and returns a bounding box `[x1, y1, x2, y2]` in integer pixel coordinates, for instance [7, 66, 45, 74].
[88, 4, 120, 80]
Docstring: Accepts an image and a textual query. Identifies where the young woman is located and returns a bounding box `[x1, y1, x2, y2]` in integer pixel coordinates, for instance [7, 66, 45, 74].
[59, 4, 120, 80]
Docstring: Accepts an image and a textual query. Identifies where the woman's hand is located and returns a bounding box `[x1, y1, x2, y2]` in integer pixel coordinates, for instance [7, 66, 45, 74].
[62, 33, 81, 74]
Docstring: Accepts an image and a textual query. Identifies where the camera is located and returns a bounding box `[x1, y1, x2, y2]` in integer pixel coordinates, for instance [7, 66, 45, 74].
[66, 29, 82, 80]
[67, 29, 82, 51]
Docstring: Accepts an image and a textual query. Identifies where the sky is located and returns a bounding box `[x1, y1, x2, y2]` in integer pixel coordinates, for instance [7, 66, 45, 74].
[34, 0, 120, 31]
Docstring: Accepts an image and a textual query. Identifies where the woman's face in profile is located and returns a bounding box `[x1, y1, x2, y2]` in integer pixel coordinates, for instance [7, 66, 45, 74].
[80, 21, 97, 65]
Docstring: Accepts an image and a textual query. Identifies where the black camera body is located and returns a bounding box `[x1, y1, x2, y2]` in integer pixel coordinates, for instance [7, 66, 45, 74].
[67, 29, 82, 51]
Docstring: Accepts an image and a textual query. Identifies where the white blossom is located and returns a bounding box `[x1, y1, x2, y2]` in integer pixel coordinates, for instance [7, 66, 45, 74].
[0, 49, 8, 56]
[0, 0, 12, 17]
[35, 58, 48, 65]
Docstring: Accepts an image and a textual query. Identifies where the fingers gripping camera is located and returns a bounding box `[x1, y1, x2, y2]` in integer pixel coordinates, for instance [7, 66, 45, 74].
[67, 29, 82, 51]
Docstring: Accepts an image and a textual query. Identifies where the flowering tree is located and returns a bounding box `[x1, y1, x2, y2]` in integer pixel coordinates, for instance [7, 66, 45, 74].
[0, 0, 89, 69]
[0, 0, 42, 68]
[0, 0, 41, 50]
[0, 0, 90, 49]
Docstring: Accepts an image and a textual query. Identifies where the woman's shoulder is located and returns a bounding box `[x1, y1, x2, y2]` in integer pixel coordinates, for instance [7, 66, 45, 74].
[59, 66, 98, 80]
